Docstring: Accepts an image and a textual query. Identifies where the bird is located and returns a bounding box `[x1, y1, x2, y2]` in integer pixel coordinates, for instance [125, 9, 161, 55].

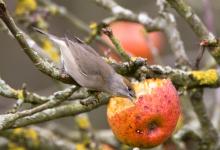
[34, 28, 135, 99]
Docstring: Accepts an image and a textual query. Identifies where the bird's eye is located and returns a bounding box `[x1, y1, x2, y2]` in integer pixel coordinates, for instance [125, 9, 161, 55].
[127, 86, 132, 92]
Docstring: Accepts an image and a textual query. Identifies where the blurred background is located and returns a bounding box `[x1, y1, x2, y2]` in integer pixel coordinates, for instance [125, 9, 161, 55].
[0, 0, 219, 130]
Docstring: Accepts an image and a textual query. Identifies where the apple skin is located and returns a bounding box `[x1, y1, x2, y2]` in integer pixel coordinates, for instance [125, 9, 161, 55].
[107, 79, 180, 148]
[101, 21, 164, 63]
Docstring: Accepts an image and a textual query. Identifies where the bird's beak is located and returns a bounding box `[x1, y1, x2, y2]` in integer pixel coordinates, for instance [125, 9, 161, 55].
[128, 90, 136, 101]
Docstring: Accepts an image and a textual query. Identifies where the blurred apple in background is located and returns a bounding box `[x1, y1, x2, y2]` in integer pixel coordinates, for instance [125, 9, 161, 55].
[101, 21, 164, 63]
[107, 79, 180, 148]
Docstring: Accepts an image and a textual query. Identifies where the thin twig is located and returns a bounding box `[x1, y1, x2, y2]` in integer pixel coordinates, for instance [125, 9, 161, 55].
[102, 27, 130, 61]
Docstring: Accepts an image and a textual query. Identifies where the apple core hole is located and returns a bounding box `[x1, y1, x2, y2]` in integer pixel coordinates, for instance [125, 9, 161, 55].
[147, 120, 158, 134]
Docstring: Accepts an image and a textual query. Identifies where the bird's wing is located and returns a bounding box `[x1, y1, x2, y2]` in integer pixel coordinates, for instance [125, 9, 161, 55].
[69, 35, 100, 57]
[64, 38, 113, 90]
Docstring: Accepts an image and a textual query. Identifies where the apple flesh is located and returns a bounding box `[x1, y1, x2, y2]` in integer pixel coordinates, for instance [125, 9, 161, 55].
[107, 79, 180, 148]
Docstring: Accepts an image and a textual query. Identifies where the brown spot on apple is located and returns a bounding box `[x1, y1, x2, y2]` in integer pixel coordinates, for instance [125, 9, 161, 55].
[136, 129, 143, 134]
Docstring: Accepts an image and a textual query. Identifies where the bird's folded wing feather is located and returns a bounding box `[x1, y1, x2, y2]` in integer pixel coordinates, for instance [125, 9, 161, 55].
[63, 38, 113, 90]
[67, 35, 100, 57]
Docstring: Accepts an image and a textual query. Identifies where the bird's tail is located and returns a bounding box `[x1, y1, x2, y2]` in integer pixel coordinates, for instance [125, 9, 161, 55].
[33, 27, 64, 45]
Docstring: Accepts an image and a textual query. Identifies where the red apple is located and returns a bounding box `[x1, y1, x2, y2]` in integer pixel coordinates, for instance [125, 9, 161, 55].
[107, 79, 180, 148]
[101, 21, 164, 63]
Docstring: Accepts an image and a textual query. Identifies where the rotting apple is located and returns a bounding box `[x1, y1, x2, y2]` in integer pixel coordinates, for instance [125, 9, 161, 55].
[101, 21, 164, 63]
[107, 79, 180, 148]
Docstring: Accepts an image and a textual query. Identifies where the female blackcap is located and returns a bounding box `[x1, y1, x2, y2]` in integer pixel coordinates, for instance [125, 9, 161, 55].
[34, 28, 135, 99]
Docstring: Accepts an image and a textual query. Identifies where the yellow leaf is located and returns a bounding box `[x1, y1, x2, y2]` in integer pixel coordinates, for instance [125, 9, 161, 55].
[15, 0, 37, 15]
[42, 39, 60, 62]
[76, 143, 86, 150]
[89, 22, 98, 30]
[8, 142, 26, 150]
[75, 114, 91, 130]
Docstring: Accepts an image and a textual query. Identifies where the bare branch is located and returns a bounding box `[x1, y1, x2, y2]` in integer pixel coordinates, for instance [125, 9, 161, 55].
[166, 0, 220, 65]
[0, 85, 78, 130]
[189, 89, 218, 149]
[0, 77, 78, 104]
[10, 93, 110, 129]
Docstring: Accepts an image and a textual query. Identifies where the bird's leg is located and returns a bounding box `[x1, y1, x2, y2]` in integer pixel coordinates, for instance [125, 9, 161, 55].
[60, 65, 66, 75]
[60, 56, 66, 73]
[59, 59, 70, 78]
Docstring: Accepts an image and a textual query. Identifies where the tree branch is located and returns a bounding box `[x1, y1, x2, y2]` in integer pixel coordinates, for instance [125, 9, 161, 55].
[166, 0, 220, 65]
[9, 93, 110, 129]
[189, 89, 218, 149]
[1, 63, 220, 104]
[0, 77, 79, 104]
[0, 85, 78, 130]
